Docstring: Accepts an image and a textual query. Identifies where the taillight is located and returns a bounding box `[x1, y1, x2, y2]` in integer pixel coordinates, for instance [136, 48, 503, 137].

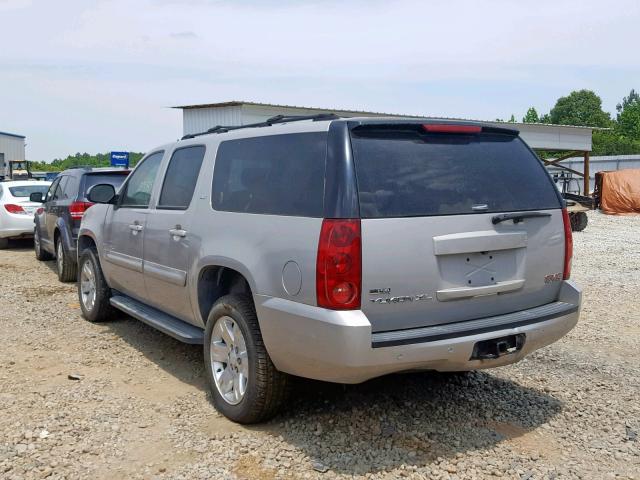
[69, 201, 94, 220]
[316, 219, 362, 310]
[4, 204, 27, 215]
[422, 124, 482, 134]
[562, 209, 573, 279]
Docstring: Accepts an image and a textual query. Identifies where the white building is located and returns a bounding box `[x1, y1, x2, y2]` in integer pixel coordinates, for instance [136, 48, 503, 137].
[173, 101, 595, 152]
[0, 130, 26, 175]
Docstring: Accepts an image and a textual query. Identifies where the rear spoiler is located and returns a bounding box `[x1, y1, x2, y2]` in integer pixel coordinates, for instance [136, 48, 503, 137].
[348, 120, 519, 137]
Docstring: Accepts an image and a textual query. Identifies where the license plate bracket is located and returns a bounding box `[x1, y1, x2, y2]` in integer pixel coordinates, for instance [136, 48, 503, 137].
[470, 334, 525, 360]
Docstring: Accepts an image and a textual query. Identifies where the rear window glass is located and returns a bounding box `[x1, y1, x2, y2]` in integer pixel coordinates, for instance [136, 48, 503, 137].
[351, 128, 561, 218]
[9, 185, 49, 197]
[82, 172, 129, 197]
[212, 133, 326, 217]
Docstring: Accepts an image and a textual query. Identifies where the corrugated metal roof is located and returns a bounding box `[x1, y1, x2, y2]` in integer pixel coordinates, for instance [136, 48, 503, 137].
[172, 100, 603, 131]
[0, 130, 26, 139]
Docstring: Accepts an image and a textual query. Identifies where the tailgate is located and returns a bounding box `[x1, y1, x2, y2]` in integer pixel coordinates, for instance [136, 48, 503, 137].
[361, 211, 564, 332]
[350, 122, 566, 333]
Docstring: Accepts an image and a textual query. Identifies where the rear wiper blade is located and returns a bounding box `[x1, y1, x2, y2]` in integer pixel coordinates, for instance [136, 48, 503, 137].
[492, 212, 552, 225]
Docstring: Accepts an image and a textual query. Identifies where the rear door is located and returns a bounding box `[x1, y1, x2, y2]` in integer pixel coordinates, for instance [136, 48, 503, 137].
[101, 152, 164, 301]
[350, 124, 565, 333]
[143, 145, 206, 322]
[45, 176, 67, 247]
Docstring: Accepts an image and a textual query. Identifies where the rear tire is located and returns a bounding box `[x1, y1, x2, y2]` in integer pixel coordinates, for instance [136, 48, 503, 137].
[56, 238, 77, 282]
[0, 238, 8, 249]
[570, 211, 588, 232]
[78, 247, 115, 323]
[34, 228, 52, 260]
[204, 294, 289, 424]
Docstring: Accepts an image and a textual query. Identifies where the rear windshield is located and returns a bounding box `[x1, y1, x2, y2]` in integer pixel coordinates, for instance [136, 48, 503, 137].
[350, 127, 561, 218]
[9, 185, 49, 198]
[82, 172, 129, 197]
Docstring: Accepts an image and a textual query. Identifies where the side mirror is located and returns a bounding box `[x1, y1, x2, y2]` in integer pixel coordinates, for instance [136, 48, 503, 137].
[87, 184, 117, 204]
[30, 192, 44, 203]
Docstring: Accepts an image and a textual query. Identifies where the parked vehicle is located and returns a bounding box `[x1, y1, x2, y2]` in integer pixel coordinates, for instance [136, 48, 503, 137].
[552, 171, 592, 231]
[78, 115, 581, 423]
[31, 167, 129, 281]
[0, 180, 51, 248]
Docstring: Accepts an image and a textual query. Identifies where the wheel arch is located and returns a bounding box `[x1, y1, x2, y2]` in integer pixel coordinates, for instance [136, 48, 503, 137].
[195, 258, 257, 326]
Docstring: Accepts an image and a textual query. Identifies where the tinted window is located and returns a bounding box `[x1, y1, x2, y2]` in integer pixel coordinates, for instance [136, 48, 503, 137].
[350, 128, 561, 218]
[82, 172, 129, 198]
[212, 133, 326, 217]
[61, 176, 79, 199]
[51, 177, 67, 201]
[44, 177, 61, 202]
[159, 146, 206, 209]
[9, 184, 50, 198]
[120, 152, 163, 207]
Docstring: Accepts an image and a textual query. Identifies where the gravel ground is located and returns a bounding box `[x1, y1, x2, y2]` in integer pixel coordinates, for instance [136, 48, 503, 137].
[0, 211, 638, 480]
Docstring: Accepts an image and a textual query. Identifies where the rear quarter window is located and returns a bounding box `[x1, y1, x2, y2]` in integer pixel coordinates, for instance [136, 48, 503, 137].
[350, 127, 561, 218]
[212, 132, 327, 217]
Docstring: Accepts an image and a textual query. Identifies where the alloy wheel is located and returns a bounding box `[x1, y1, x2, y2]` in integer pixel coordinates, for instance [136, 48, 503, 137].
[210, 316, 249, 405]
[79, 260, 97, 312]
[56, 241, 64, 274]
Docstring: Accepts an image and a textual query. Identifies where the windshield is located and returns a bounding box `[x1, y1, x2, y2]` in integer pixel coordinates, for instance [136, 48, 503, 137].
[9, 185, 50, 198]
[350, 127, 561, 218]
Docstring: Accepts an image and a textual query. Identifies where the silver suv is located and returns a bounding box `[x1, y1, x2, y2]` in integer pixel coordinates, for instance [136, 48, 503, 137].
[78, 115, 581, 423]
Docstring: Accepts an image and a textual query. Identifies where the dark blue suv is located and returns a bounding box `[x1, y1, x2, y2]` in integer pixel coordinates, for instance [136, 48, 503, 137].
[32, 167, 129, 282]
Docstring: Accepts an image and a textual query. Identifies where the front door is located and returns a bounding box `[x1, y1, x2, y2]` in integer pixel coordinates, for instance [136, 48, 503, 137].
[101, 151, 164, 302]
[143, 145, 206, 323]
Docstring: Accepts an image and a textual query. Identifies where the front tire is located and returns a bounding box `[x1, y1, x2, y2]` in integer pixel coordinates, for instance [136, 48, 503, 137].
[0, 238, 8, 249]
[204, 294, 289, 424]
[78, 247, 115, 323]
[56, 238, 77, 282]
[34, 228, 52, 260]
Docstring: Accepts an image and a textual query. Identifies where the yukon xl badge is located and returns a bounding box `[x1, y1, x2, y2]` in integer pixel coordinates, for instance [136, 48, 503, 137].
[369, 288, 432, 304]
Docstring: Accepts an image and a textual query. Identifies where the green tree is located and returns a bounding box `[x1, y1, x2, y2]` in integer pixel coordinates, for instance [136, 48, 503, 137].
[549, 89, 611, 127]
[508, 114, 516, 123]
[522, 107, 540, 123]
[30, 152, 145, 172]
[592, 130, 640, 155]
[615, 89, 640, 139]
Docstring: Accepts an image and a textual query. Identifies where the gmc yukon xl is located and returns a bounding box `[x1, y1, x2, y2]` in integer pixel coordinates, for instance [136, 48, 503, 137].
[77, 115, 581, 423]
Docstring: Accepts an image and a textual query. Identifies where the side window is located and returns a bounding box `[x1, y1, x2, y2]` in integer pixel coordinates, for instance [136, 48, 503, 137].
[120, 152, 164, 208]
[158, 146, 206, 210]
[211, 133, 326, 217]
[44, 177, 61, 202]
[53, 177, 67, 200]
[62, 176, 79, 200]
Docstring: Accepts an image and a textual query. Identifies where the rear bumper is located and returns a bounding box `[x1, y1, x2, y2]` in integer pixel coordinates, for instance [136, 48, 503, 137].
[255, 280, 581, 383]
[0, 214, 35, 239]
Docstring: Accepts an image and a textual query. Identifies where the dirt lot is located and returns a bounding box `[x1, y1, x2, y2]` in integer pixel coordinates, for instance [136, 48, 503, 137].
[0, 211, 638, 480]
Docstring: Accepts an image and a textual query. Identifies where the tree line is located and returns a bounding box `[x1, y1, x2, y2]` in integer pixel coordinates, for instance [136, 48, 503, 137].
[30, 152, 146, 172]
[500, 89, 640, 156]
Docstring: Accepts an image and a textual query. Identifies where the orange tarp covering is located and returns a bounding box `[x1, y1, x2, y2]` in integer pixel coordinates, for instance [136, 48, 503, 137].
[597, 169, 640, 215]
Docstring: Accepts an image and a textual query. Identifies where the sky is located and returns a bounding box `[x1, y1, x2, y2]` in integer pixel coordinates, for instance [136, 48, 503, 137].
[1, 0, 639, 161]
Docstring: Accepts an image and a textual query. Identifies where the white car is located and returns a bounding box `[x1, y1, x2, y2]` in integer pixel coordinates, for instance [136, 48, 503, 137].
[0, 180, 51, 248]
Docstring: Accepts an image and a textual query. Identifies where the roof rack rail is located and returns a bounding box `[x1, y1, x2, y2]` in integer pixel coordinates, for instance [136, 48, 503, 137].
[181, 113, 340, 140]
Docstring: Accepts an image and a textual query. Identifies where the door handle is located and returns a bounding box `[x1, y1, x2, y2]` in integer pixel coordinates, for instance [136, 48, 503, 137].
[169, 228, 187, 238]
[128, 224, 143, 232]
